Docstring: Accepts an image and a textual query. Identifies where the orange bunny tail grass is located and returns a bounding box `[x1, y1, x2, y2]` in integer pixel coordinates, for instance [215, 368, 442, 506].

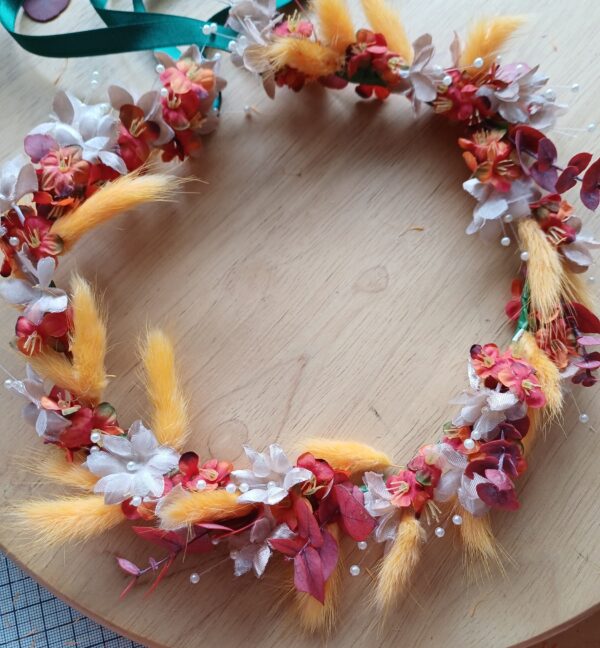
[563, 268, 596, 311]
[522, 406, 542, 455]
[459, 16, 525, 71]
[70, 275, 107, 404]
[27, 349, 95, 406]
[360, 0, 413, 63]
[157, 487, 255, 530]
[518, 218, 565, 326]
[300, 438, 392, 473]
[13, 495, 124, 545]
[312, 0, 356, 54]
[373, 513, 424, 614]
[513, 331, 562, 421]
[27, 448, 98, 491]
[263, 38, 342, 77]
[460, 512, 508, 580]
[141, 329, 189, 450]
[295, 524, 342, 634]
[50, 172, 182, 250]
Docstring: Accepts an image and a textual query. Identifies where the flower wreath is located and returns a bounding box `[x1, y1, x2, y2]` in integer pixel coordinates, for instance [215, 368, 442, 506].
[2, 0, 600, 633]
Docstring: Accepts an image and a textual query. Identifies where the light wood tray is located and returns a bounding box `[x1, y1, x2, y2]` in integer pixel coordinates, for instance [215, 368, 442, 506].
[1, 1, 599, 646]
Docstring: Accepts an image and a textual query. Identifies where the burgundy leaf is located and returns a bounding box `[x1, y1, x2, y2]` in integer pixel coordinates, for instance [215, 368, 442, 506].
[568, 152, 592, 174]
[294, 496, 323, 548]
[555, 166, 579, 194]
[116, 557, 140, 576]
[476, 482, 520, 510]
[569, 303, 600, 334]
[185, 534, 216, 554]
[513, 125, 545, 175]
[132, 527, 183, 553]
[24, 134, 56, 163]
[333, 483, 376, 541]
[194, 522, 232, 531]
[578, 335, 600, 346]
[574, 359, 600, 370]
[529, 162, 558, 192]
[319, 528, 339, 582]
[537, 137, 557, 170]
[294, 546, 325, 603]
[269, 536, 305, 557]
[23, 0, 70, 22]
[581, 158, 600, 211]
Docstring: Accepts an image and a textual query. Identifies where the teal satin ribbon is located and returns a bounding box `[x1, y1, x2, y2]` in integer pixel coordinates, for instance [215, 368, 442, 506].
[0, 0, 239, 57]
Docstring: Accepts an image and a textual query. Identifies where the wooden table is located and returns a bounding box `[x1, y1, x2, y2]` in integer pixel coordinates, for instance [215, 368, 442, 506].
[1, 1, 599, 646]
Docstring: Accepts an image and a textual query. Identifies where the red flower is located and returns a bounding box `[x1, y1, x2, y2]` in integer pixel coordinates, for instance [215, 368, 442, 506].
[470, 343, 507, 379]
[459, 129, 521, 192]
[387, 469, 431, 513]
[117, 105, 161, 171]
[476, 469, 519, 510]
[1, 207, 63, 264]
[15, 310, 71, 356]
[505, 278, 524, 322]
[433, 69, 493, 122]
[275, 66, 308, 93]
[497, 359, 546, 408]
[171, 451, 232, 490]
[273, 14, 313, 38]
[160, 61, 213, 98]
[38, 145, 90, 197]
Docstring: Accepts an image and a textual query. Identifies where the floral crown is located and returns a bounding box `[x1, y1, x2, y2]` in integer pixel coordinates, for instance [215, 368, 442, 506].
[1, 0, 599, 635]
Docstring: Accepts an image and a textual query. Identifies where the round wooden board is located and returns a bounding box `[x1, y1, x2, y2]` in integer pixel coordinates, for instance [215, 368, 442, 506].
[1, 1, 600, 647]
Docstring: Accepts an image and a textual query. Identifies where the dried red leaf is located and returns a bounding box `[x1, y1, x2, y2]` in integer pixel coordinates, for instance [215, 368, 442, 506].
[537, 138, 557, 170]
[23, 0, 70, 22]
[581, 158, 600, 210]
[569, 303, 600, 334]
[294, 497, 323, 548]
[119, 576, 138, 599]
[555, 165, 579, 194]
[333, 483, 376, 541]
[269, 535, 305, 557]
[146, 555, 175, 596]
[319, 528, 339, 582]
[568, 152, 593, 173]
[132, 527, 183, 553]
[294, 546, 325, 603]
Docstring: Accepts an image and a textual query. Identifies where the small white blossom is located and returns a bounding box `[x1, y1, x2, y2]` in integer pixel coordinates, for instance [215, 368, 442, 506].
[29, 91, 126, 174]
[362, 471, 399, 543]
[405, 34, 442, 113]
[0, 254, 67, 325]
[85, 421, 179, 505]
[0, 157, 38, 214]
[231, 444, 313, 505]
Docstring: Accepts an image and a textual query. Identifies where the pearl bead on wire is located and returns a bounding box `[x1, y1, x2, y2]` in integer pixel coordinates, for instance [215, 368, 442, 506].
[579, 413, 590, 424]
[571, 83, 580, 93]
[520, 250, 530, 262]
[155, 63, 165, 74]
[8, 236, 19, 247]
[349, 565, 361, 576]
[442, 74, 453, 86]
[196, 479, 207, 490]
[225, 482, 237, 494]
[503, 213, 513, 223]
[3, 378, 12, 389]
[227, 41, 236, 52]
[357, 541, 368, 550]
[90, 431, 101, 444]
[501, 236, 511, 247]
[239, 482, 249, 493]
[464, 438, 475, 451]
[126, 461, 136, 472]
[452, 514, 463, 526]
[131, 496, 142, 507]
[434, 526, 445, 538]
[473, 57, 484, 69]
[190, 572, 200, 584]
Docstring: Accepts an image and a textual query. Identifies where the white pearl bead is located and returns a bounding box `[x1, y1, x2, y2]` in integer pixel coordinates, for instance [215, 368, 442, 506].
[434, 526, 445, 538]
[463, 438, 476, 451]
[239, 482, 249, 493]
[160, 87, 168, 98]
[267, 481, 277, 489]
[399, 68, 410, 79]
[4, 378, 13, 389]
[452, 514, 463, 526]
[516, 63, 524, 72]
[243, 104, 252, 114]
[90, 79, 99, 87]
[357, 541, 368, 551]
[470, 430, 482, 441]
[495, 55, 503, 64]
[227, 41, 236, 52]
[225, 483, 237, 494]
[202, 24, 212, 36]
[544, 88, 556, 101]
[8, 236, 19, 247]
[442, 74, 453, 86]
[503, 213, 513, 223]
[520, 251, 530, 262]
[579, 413, 590, 424]
[155, 63, 165, 74]
[210, 22, 218, 34]
[501, 236, 511, 247]
[349, 564, 361, 576]
[131, 496, 142, 507]
[92, 70, 100, 78]
[589, 276, 596, 283]
[90, 431, 101, 444]
[587, 122, 597, 133]
[571, 83, 580, 93]
[473, 57, 484, 69]
[90, 445, 100, 453]
[196, 479, 207, 490]
[432, 64, 443, 75]
[126, 461, 136, 472]
[190, 572, 200, 584]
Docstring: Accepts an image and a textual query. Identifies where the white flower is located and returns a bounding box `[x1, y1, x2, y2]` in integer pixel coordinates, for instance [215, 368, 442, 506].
[0, 157, 38, 214]
[405, 34, 441, 113]
[29, 91, 126, 174]
[231, 444, 313, 505]
[457, 472, 490, 516]
[431, 443, 468, 502]
[557, 216, 600, 273]
[463, 177, 539, 238]
[477, 64, 567, 131]
[228, 510, 294, 577]
[85, 421, 179, 505]
[362, 471, 399, 543]
[226, 0, 280, 97]
[108, 85, 174, 146]
[0, 254, 67, 325]
[451, 362, 527, 440]
[5, 365, 70, 441]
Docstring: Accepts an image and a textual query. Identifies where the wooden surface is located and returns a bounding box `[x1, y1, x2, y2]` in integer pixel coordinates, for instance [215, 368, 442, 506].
[1, 1, 600, 647]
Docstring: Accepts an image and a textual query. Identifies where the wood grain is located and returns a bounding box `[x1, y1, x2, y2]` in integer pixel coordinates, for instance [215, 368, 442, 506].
[1, 1, 599, 647]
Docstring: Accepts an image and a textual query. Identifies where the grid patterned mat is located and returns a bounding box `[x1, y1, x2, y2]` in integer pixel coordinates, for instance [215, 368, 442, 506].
[0, 553, 142, 648]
